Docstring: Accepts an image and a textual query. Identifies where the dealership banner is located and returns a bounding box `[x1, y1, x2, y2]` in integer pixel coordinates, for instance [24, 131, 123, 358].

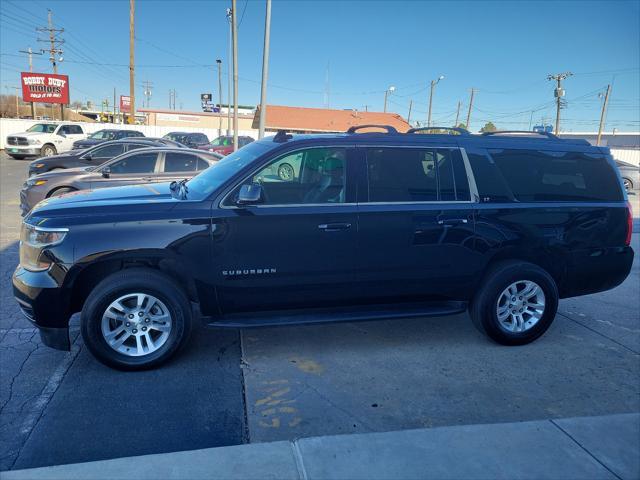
[120, 95, 131, 113]
[21, 72, 69, 104]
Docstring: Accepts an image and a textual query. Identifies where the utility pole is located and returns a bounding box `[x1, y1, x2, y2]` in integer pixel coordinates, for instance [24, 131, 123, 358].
[465, 88, 475, 131]
[19, 47, 42, 118]
[113, 87, 117, 123]
[216, 59, 223, 137]
[37, 10, 64, 120]
[231, 0, 239, 151]
[258, 0, 272, 139]
[407, 100, 413, 125]
[427, 75, 444, 127]
[597, 84, 611, 146]
[547, 72, 572, 134]
[454, 100, 461, 127]
[383, 86, 395, 113]
[226, 8, 232, 135]
[128, 0, 135, 124]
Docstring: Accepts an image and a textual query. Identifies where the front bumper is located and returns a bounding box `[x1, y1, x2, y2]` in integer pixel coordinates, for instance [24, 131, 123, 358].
[12, 266, 72, 351]
[5, 146, 41, 156]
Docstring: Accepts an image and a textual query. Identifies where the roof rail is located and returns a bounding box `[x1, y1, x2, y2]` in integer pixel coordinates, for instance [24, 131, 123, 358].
[273, 130, 293, 143]
[407, 127, 470, 136]
[481, 130, 560, 140]
[346, 125, 398, 134]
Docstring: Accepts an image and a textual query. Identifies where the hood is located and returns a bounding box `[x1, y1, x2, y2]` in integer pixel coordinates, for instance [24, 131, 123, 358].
[31, 166, 91, 180]
[29, 182, 179, 216]
[74, 138, 102, 146]
[10, 131, 52, 138]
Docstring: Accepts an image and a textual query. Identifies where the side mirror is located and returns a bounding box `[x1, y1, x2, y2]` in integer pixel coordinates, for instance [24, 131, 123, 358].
[83, 153, 93, 161]
[101, 166, 111, 178]
[237, 184, 262, 205]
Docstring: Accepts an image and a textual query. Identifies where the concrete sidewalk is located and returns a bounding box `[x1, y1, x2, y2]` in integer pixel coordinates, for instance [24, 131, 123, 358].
[2, 413, 638, 480]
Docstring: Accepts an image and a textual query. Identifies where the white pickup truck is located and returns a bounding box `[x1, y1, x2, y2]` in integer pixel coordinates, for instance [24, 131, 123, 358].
[5, 122, 87, 159]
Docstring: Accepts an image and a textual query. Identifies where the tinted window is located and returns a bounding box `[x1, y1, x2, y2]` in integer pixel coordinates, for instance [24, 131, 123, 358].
[467, 151, 514, 202]
[489, 149, 623, 201]
[196, 158, 210, 170]
[366, 148, 470, 202]
[65, 125, 83, 134]
[127, 143, 150, 151]
[126, 131, 144, 137]
[190, 134, 209, 145]
[109, 152, 158, 174]
[92, 144, 126, 158]
[238, 147, 347, 205]
[164, 152, 199, 172]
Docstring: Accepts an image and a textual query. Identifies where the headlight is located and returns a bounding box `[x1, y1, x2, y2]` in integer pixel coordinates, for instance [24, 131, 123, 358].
[26, 178, 47, 187]
[33, 163, 45, 168]
[28, 138, 41, 145]
[19, 223, 68, 272]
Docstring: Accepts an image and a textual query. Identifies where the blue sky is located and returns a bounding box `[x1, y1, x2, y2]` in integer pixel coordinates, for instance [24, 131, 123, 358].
[1, 0, 639, 131]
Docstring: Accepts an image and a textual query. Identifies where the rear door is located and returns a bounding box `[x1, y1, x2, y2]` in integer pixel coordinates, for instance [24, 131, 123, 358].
[153, 151, 210, 183]
[212, 145, 359, 313]
[356, 145, 479, 302]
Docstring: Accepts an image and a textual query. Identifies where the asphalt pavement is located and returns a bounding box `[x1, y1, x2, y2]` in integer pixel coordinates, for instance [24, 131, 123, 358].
[1, 151, 638, 472]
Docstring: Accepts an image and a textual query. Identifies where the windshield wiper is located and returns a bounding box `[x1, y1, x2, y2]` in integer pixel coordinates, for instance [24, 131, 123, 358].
[170, 178, 189, 200]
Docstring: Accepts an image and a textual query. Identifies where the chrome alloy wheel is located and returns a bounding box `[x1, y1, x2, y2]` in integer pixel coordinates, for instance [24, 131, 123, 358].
[496, 280, 546, 333]
[101, 293, 172, 357]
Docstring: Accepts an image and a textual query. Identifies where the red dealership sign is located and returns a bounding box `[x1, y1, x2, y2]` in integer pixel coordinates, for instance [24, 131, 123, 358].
[20, 72, 69, 104]
[120, 95, 131, 113]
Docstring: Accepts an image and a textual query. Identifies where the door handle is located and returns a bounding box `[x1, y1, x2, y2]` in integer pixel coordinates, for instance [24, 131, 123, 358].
[318, 223, 351, 232]
[437, 218, 468, 225]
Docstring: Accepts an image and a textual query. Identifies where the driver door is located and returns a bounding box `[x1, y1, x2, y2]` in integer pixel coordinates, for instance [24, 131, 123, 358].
[211, 146, 360, 313]
[90, 151, 160, 190]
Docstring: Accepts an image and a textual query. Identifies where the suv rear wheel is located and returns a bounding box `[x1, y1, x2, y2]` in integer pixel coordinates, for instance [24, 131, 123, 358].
[470, 261, 558, 345]
[81, 269, 192, 370]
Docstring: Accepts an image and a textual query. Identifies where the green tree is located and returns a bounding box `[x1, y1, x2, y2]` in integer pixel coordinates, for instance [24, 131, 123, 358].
[480, 121, 497, 133]
[455, 122, 468, 131]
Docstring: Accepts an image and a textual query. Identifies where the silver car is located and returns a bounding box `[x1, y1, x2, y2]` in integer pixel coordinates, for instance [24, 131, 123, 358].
[20, 147, 222, 215]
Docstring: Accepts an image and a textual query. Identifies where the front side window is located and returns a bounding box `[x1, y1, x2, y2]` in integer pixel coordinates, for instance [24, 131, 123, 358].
[366, 148, 470, 202]
[164, 152, 199, 172]
[243, 147, 347, 205]
[92, 144, 126, 159]
[109, 152, 158, 174]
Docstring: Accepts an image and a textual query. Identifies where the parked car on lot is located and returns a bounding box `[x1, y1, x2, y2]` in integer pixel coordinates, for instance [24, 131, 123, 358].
[162, 132, 210, 149]
[27, 138, 180, 176]
[6, 122, 87, 159]
[615, 159, 639, 193]
[20, 147, 221, 215]
[200, 135, 254, 156]
[13, 127, 633, 370]
[72, 129, 144, 150]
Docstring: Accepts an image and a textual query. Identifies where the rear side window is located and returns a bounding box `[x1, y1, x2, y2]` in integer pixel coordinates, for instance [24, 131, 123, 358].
[92, 144, 126, 159]
[110, 152, 158, 174]
[164, 152, 199, 172]
[366, 148, 470, 202]
[467, 151, 514, 202]
[489, 149, 622, 201]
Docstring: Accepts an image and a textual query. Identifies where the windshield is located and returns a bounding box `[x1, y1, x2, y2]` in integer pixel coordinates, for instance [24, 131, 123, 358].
[185, 142, 272, 200]
[89, 130, 117, 140]
[26, 123, 57, 133]
[210, 136, 232, 147]
[164, 133, 189, 143]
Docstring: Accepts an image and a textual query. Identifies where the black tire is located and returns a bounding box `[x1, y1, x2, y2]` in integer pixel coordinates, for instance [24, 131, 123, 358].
[9, 155, 26, 160]
[470, 260, 558, 346]
[623, 177, 633, 192]
[46, 186, 76, 198]
[40, 144, 57, 157]
[81, 268, 193, 370]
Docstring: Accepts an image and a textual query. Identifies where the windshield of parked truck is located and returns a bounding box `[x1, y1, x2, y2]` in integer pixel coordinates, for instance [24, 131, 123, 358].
[26, 123, 57, 133]
[185, 141, 273, 200]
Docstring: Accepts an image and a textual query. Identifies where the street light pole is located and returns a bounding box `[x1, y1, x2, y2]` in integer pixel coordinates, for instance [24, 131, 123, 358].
[383, 86, 395, 113]
[231, 0, 239, 151]
[226, 8, 232, 136]
[427, 75, 444, 127]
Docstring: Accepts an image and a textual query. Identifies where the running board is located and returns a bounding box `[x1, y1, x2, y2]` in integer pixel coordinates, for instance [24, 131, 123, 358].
[203, 301, 467, 329]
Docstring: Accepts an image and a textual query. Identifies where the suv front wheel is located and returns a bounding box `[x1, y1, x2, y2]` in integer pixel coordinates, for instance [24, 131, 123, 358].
[470, 261, 558, 345]
[81, 269, 192, 370]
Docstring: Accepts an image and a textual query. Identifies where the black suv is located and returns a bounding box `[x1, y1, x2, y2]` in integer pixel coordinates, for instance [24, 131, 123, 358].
[13, 127, 634, 370]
